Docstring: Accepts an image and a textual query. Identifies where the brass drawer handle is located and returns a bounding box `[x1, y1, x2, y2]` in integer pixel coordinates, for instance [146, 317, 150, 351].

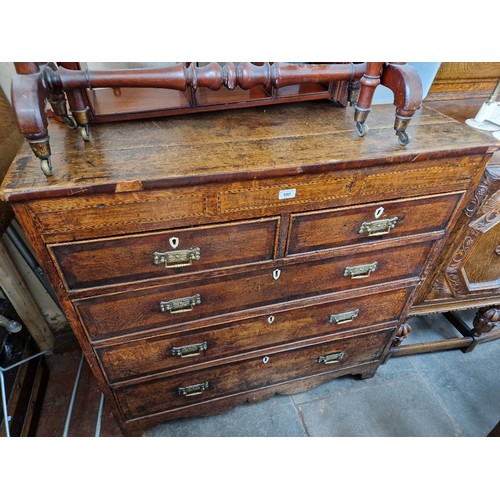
[160, 294, 201, 314]
[344, 262, 378, 279]
[177, 381, 210, 397]
[171, 341, 208, 358]
[328, 309, 359, 325]
[359, 217, 399, 237]
[318, 351, 345, 364]
[153, 248, 201, 268]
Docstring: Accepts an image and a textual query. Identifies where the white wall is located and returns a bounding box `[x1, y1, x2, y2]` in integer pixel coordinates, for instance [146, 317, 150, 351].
[373, 62, 441, 104]
[0, 62, 16, 103]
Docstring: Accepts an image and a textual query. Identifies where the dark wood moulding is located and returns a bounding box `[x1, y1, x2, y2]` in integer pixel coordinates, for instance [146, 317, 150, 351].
[10, 62, 423, 176]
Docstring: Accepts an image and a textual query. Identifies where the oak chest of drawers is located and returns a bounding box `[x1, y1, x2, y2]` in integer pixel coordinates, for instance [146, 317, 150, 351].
[1, 102, 497, 435]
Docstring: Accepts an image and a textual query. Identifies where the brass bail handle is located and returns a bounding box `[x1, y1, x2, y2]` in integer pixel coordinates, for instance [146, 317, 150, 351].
[160, 294, 202, 314]
[328, 309, 360, 325]
[318, 351, 345, 364]
[344, 262, 378, 279]
[177, 381, 210, 397]
[153, 248, 201, 269]
[171, 341, 208, 358]
[359, 216, 399, 237]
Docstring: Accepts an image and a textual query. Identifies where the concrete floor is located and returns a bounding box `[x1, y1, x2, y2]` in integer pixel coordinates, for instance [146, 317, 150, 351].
[145, 311, 500, 437]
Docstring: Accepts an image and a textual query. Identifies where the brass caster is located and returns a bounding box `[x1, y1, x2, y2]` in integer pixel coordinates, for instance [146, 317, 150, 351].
[356, 121, 368, 137]
[40, 158, 53, 177]
[396, 130, 410, 146]
[80, 125, 91, 141]
[63, 115, 78, 129]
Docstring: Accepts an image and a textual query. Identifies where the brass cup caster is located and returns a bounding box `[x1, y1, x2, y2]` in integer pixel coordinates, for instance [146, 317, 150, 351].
[354, 107, 371, 137]
[40, 157, 53, 177]
[71, 108, 91, 141]
[63, 115, 78, 129]
[80, 124, 91, 141]
[29, 139, 52, 177]
[356, 121, 369, 137]
[394, 115, 411, 146]
[396, 130, 411, 146]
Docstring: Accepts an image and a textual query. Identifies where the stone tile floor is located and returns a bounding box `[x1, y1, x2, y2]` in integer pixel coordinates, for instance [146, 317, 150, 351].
[34, 311, 500, 437]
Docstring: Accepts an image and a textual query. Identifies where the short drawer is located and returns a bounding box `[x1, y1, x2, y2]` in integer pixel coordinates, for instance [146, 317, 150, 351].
[50, 218, 279, 291]
[97, 286, 411, 383]
[114, 328, 394, 419]
[76, 240, 432, 340]
[287, 193, 461, 255]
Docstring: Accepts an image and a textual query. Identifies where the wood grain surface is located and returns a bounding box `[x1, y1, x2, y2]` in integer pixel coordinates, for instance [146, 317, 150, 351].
[2, 103, 497, 202]
[428, 62, 500, 96]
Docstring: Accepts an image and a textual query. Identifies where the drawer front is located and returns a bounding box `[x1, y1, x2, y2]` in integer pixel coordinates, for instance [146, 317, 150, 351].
[27, 187, 212, 242]
[215, 157, 477, 216]
[287, 193, 461, 255]
[25, 156, 481, 243]
[115, 328, 393, 419]
[77, 240, 432, 340]
[51, 218, 279, 291]
[97, 287, 411, 383]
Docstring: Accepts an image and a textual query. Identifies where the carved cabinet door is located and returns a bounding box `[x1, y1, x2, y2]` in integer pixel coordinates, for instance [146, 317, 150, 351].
[418, 166, 500, 303]
[460, 216, 500, 293]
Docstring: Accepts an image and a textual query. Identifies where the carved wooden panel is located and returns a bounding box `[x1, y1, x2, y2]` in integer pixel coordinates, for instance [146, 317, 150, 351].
[418, 166, 500, 303]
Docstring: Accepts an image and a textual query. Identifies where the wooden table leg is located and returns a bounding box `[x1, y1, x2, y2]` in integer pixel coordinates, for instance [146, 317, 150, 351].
[463, 305, 500, 352]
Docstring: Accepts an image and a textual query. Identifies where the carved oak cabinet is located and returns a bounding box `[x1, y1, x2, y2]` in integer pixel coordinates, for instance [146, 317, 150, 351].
[406, 91, 500, 353]
[1, 102, 497, 434]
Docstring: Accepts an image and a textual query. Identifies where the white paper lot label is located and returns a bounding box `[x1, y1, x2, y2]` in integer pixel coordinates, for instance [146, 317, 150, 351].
[278, 188, 296, 200]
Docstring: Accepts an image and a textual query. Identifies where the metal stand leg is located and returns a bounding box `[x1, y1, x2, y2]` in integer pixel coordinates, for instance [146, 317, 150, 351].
[95, 393, 105, 437]
[0, 368, 10, 437]
[62, 352, 84, 437]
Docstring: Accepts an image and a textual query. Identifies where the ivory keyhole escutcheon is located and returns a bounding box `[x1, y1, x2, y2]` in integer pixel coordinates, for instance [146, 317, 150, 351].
[273, 269, 281, 280]
[169, 237, 179, 249]
[374, 207, 384, 219]
[268, 315, 275, 324]
[262, 356, 270, 364]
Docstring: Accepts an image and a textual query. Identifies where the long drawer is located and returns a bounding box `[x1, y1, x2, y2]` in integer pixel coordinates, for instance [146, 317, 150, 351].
[114, 328, 394, 419]
[77, 239, 433, 340]
[50, 218, 279, 291]
[287, 192, 461, 255]
[97, 286, 411, 383]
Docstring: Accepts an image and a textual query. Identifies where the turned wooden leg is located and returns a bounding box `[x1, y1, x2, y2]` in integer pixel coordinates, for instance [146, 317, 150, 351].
[43, 63, 78, 129]
[48, 90, 78, 129]
[353, 62, 384, 137]
[65, 89, 91, 141]
[11, 64, 53, 176]
[392, 323, 412, 348]
[44, 65, 92, 141]
[380, 62, 423, 146]
[383, 323, 412, 363]
[472, 306, 500, 336]
[459, 306, 500, 353]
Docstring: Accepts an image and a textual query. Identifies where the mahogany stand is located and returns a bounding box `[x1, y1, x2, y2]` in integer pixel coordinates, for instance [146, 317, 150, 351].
[11, 62, 423, 176]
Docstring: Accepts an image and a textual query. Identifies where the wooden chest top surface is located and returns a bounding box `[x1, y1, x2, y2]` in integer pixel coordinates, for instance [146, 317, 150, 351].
[2, 102, 498, 202]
